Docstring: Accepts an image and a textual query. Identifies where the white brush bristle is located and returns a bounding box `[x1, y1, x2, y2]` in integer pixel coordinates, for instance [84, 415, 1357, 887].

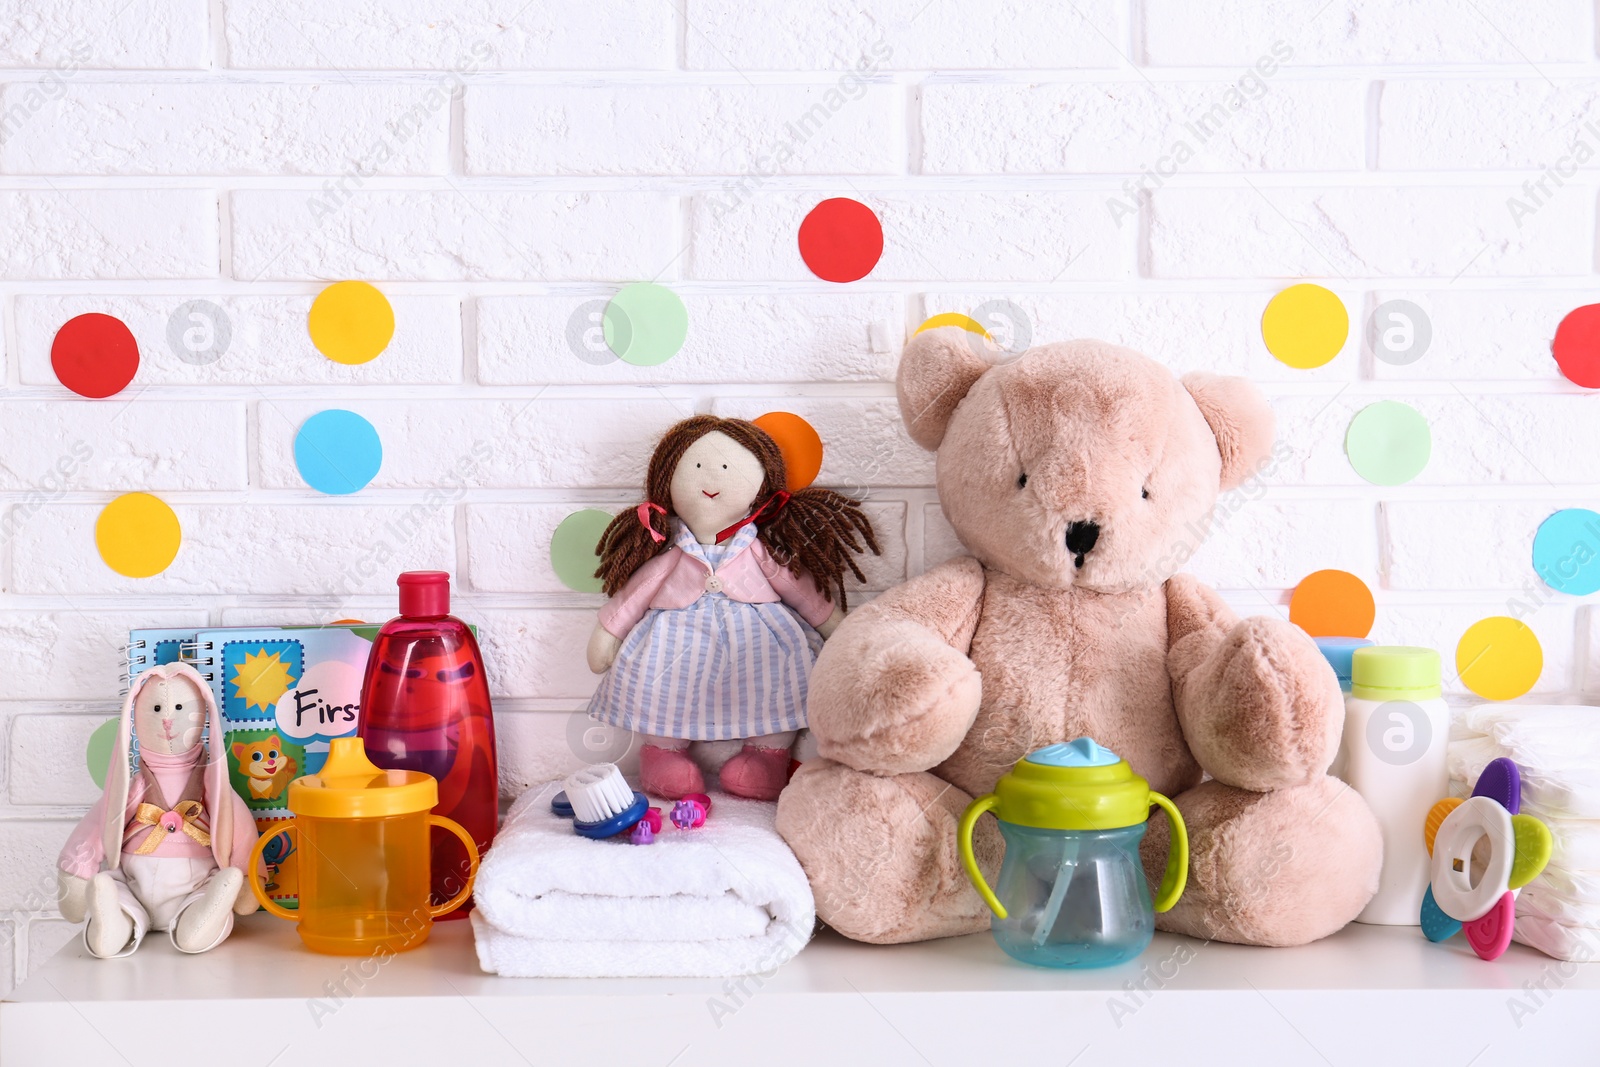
[564, 764, 633, 822]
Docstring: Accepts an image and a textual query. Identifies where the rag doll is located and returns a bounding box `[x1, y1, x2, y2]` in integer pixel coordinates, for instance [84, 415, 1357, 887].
[586, 415, 880, 801]
[58, 662, 259, 958]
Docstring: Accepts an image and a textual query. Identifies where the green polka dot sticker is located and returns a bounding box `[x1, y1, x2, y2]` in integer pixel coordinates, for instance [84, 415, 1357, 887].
[1346, 400, 1431, 486]
[551, 509, 615, 593]
[603, 283, 688, 367]
[87, 717, 119, 788]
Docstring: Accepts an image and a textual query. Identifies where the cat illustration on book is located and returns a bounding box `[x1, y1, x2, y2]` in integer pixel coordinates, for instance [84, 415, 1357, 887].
[230, 734, 298, 802]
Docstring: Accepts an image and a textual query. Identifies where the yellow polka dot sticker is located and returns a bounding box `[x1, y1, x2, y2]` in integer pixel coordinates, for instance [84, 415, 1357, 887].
[1456, 616, 1543, 701]
[915, 313, 989, 339]
[95, 493, 181, 578]
[308, 281, 395, 365]
[1261, 284, 1348, 369]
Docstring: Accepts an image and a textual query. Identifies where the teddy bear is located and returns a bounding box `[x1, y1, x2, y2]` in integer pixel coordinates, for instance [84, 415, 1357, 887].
[775, 328, 1383, 947]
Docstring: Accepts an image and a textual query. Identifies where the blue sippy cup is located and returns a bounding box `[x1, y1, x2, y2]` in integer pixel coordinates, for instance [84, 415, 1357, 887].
[957, 739, 1189, 969]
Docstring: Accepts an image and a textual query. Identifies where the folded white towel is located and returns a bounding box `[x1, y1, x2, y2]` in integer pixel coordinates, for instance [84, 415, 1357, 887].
[470, 784, 815, 978]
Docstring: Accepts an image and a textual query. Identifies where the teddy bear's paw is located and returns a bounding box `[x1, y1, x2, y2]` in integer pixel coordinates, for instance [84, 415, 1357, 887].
[1175, 615, 1343, 791]
[807, 619, 982, 777]
[1143, 777, 1381, 947]
[776, 760, 996, 944]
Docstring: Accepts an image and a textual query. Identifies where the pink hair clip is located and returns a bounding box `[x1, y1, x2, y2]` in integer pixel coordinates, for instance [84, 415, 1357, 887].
[636, 502, 667, 543]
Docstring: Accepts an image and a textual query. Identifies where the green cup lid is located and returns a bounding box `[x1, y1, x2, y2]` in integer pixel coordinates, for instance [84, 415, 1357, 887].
[989, 738, 1153, 830]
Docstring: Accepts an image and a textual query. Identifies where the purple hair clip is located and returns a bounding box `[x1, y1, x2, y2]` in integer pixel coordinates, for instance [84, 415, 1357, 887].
[625, 806, 663, 845]
[670, 793, 711, 830]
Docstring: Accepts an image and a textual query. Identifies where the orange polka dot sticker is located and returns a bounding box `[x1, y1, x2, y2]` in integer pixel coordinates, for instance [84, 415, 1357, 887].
[95, 493, 181, 578]
[754, 412, 823, 491]
[1456, 617, 1543, 701]
[1289, 569, 1375, 638]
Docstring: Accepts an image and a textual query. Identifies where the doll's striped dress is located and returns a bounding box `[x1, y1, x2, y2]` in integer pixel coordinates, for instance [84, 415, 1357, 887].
[587, 523, 824, 741]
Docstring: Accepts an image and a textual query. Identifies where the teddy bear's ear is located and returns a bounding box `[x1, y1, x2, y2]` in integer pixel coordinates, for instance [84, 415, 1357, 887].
[1181, 372, 1275, 491]
[897, 327, 991, 450]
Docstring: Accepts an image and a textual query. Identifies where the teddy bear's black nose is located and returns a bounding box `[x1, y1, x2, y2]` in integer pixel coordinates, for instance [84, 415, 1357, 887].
[1064, 520, 1100, 568]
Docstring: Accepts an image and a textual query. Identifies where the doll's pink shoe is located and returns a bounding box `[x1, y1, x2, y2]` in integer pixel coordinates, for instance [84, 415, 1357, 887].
[639, 744, 705, 800]
[719, 745, 794, 801]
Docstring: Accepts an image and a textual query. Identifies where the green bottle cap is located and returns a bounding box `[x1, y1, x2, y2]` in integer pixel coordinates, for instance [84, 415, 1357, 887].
[1350, 645, 1441, 701]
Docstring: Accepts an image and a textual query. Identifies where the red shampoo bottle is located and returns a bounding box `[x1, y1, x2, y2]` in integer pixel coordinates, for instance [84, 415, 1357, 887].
[361, 571, 498, 916]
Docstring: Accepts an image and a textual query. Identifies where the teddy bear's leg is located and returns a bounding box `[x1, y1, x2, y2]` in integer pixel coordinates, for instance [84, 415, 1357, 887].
[172, 865, 243, 954]
[85, 871, 140, 958]
[1141, 776, 1382, 947]
[776, 758, 1002, 944]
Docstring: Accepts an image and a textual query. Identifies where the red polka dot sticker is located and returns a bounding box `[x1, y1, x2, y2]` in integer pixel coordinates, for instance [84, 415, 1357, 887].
[52, 313, 140, 398]
[1553, 304, 1600, 387]
[798, 197, 883, 283]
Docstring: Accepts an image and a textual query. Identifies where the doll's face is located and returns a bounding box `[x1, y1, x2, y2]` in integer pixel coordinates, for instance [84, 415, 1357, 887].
[133, 673, 206, 756]
[669, 432, 766, 543]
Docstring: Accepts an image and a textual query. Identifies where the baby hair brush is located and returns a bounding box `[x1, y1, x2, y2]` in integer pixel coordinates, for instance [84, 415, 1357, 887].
[556, 764, 650, 840]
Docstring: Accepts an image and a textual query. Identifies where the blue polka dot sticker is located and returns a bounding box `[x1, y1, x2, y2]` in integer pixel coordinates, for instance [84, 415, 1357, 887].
[294, 409, 383, 495]
[1533, 508, 1600, 595]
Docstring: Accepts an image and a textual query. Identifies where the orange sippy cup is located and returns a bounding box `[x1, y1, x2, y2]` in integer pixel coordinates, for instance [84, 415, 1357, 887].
[248, 737, 480, 955]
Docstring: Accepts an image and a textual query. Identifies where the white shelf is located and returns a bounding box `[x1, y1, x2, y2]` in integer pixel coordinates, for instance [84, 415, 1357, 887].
[4, 914, 1595, 1066]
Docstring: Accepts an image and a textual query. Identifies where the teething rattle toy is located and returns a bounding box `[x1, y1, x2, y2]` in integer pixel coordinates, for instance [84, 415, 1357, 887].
[1420, 757, 1552, 961]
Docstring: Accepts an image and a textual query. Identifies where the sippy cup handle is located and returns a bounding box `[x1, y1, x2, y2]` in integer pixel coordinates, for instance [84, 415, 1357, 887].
[1148, 792, 1189, 913]
[426, 814, 482, 918]
[248, 825, 300, 921]
[957, 794, 1007, 919]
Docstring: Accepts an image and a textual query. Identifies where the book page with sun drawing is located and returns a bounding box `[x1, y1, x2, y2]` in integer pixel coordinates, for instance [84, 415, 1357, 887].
[231, 647, 296, 712]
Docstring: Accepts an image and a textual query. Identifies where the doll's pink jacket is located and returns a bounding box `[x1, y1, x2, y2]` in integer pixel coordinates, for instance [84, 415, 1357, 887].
[598, 535, 835, 639]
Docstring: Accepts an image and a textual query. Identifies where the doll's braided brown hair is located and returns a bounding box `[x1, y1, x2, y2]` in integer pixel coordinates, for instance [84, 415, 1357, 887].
[594, 415, 880, 608]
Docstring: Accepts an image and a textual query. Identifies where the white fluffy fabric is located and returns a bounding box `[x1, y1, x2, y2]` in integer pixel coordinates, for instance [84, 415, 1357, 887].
[471, 784, 815, 977]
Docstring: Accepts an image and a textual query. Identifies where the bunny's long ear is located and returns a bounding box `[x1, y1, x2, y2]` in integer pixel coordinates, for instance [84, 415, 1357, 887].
[1182, 371, 1275, 491]
[103, 669, 145, 865]
[897, 326, 991, 450]
[166, 661, 234, 866]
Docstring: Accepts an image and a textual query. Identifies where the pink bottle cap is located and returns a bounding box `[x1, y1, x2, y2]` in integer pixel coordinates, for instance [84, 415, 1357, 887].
[397, 571, 451, 617]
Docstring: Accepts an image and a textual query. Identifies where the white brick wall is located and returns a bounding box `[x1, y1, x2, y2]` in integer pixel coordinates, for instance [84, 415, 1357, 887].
[464, 85, 902, 176]
[1, 84, 450, 175]
[1, 0, 1597, 987]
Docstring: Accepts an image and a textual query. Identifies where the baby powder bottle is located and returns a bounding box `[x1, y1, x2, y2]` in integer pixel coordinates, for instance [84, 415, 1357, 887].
[1338, 646, 1450, 925]
[1315, 637, 1372, 781]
